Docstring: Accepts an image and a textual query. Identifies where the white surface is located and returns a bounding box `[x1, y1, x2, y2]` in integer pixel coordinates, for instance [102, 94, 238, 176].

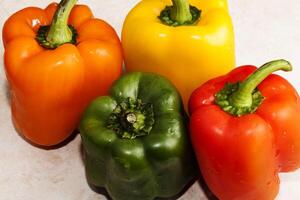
[0, 0, 300, 200]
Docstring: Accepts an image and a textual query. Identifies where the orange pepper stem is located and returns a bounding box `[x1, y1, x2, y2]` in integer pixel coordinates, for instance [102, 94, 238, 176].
[46, 0, 77, 47]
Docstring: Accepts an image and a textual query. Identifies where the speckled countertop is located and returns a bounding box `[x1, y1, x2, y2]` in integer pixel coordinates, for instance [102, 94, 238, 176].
[0, 0, 300, 200]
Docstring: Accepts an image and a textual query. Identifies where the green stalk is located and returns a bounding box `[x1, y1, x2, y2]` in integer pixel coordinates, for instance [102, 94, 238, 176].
[170, 0, 192, 24]
[230, 60, 292, 107]
[215, 60, 292, 116]
[158, 0, 201, 27]
[107, 98, 154, 139]
[46, 0, 77, 46]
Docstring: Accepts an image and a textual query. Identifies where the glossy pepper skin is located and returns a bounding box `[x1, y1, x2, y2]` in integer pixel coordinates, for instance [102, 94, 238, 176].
[122, 0, 235, 108]
[3, 0, 122, 146]
[80, 72, 197, 200]
[189, 60, 300, 200]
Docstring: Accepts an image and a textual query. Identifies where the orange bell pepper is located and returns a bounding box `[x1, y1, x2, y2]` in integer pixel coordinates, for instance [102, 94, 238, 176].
[3, 0, 123, 146]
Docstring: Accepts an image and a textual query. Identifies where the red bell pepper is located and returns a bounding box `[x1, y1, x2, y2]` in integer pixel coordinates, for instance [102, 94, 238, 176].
[189, 60, 300, 200]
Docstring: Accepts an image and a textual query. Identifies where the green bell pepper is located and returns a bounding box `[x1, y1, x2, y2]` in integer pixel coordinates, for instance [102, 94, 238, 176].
[79, 72, 197, 200]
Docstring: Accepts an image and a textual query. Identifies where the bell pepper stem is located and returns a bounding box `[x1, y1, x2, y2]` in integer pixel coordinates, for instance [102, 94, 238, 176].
[46, 0, 77, 46]
[170, 0, 192, 24]
[230, 59, 292, 108]
[126, 113, 137, 124]
[107, 98, 154, 139]
[158, 0, 200, 26]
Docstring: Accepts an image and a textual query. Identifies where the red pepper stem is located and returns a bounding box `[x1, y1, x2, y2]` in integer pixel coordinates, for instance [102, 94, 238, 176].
[170, 0, 192, 24]
[230, 60, 292, 108]
[46, 0, 77, 46]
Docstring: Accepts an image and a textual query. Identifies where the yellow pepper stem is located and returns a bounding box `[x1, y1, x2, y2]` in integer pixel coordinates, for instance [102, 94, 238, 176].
[170, 0, 192, 24]
[158, 0, 201, 26]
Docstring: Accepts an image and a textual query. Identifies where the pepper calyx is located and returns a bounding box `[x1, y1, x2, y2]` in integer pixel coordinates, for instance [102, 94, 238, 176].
[215, 59, 292, 117]
[215, 82, 265, 116]
[159, 5, 201, 27]
[36, 25, 78, 49]
[35, 0, 78, 49]
[107, 98, 155, 139]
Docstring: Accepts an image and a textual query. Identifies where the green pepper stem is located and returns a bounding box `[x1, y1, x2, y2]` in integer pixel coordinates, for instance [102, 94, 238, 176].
[107, 98, 154, 139]
[230, 59, 292, 108]
[170, 0, 193, 24]
[46, 0, 77, 46]
[126, 113, 137, 124]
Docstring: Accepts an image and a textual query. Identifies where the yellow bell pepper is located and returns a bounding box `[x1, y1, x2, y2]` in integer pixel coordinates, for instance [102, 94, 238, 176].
[122, 0, 235, 109]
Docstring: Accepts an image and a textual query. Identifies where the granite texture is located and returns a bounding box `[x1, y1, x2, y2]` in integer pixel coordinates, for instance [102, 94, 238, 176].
[0, 0, 300, 200]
